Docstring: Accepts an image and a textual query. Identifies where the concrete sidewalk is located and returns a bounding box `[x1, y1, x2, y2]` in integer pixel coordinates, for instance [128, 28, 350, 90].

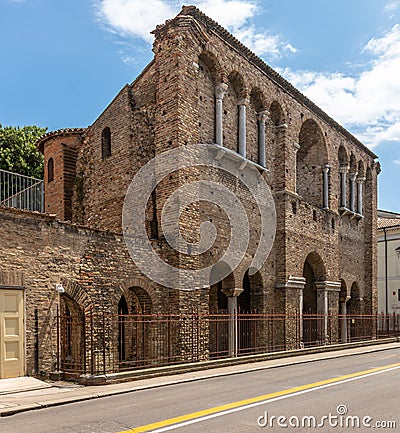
[1, 341, 399, 417]
[0, 377, 52, 396]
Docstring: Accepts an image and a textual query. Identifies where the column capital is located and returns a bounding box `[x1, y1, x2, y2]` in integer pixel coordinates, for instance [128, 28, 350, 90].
[322, 164, 331, 173]
[275, 276, 306, 290]
[222, 287, 243, 297]
[356, 176, 366, 183]
[215, 83, 228, 100]
[349, 171, 358, 181]
[238, 97, 250, 106]
[292, 141, 300, 150]
[257, 110, 270, 123]
[339, 164, 350, 174]
[314, 281, 341, 292]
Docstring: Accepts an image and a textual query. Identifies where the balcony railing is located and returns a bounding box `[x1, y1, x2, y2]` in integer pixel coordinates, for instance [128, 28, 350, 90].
[0, 168, 44, 213]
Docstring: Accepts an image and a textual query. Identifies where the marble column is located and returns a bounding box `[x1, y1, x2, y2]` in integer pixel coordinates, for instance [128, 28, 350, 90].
[349, 171, 358, 212]
[238, 97, 249, 157]
[356, 177, 365, 215]
[222, 287, 242, 357]
[340, 299, 350, 343]
[257, 110, 269, 167]
[215, 83, 228, 146]
[339, 165, 349, 208]
[322, 164, 330, 209]
[315, 281, 341, 345]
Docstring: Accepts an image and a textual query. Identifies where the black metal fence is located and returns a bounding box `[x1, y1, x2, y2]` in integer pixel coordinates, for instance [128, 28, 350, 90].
[55, 311, 400, 377]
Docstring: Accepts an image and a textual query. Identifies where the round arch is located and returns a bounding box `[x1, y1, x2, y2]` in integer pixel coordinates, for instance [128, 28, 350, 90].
[198, 51, 223, 145]
[269, 101, 286, 126]
[117, 278, 157, 308]
[209, 261, 236, 313]
[238, 268, 264, 314]
[357, 160, 365, 178]
[297, 119, 328, 207]
[302, 251, 326, 345]
[339, 278, 348, 302]
[338, 145, 348, 166]
[60, 279, 93, 311]
[350, 153, 357, 173]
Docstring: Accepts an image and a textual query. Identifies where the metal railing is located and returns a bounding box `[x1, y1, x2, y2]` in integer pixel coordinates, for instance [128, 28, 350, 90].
[54, 311, 400, 377]
[0, 168, 44, 212]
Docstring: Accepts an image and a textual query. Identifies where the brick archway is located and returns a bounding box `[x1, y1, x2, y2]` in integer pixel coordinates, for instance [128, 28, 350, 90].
[60, 279, 93, 311]
[115, 278, 158, 312]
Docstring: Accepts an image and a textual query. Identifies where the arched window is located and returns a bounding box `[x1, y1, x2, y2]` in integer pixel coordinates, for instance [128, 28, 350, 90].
[338, 146, 349, 209]
[47, 158, 54, 183]
[297, 119, 328, 208]
[198, 52, 220, 145]
[101, 127, 111, 159]
[249, 88, 267, 165]
[224, 71, 245, 155]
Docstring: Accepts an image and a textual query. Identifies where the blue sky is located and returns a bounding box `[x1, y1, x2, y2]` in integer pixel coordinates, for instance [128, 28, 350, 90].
[0, 0, 399, 212]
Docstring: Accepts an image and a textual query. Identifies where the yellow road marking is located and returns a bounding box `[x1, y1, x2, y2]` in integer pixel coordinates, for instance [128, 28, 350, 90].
[119, 362, 400, 433]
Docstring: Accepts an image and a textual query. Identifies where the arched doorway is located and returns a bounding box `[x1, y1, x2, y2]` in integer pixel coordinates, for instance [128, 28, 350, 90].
[117, 287, 153, 369]
[60, 295, 85, 375]
[238, 269, 264, 354]
[347, 282, 361, 341]
[302, 252, 326, 345]
[118, 295, 129, 363]
[338, 279, 348, 343]
[209, 263, 234, 358]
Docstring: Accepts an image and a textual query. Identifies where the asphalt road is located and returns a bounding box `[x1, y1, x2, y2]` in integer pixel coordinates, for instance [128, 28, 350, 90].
[1, 348, 399, 433]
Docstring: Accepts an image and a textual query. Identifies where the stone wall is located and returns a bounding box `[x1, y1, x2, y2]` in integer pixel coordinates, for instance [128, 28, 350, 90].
[20, 5, 380, 374]
[73, 64, 158, 232]
[0, 207, 168, 376]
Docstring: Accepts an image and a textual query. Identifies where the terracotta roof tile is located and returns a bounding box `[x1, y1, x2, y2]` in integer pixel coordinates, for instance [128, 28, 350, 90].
[378, 217, 400, 229]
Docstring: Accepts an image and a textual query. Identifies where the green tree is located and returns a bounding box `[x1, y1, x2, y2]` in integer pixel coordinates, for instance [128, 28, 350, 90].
[0, 124, 47, 179]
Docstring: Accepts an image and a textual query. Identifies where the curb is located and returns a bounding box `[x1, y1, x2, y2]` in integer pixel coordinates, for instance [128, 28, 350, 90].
[79, 337, 398, 385]
[1, 339, 399, 417]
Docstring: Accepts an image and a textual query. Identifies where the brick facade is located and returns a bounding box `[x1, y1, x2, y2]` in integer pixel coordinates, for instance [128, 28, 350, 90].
[1, 6, 378, 377]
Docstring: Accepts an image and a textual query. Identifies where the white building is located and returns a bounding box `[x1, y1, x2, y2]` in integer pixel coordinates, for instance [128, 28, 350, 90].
[377, 210, 400, 314]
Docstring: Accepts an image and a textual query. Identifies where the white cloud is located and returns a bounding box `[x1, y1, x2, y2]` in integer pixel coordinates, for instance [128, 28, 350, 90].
[195, 0, 257, 29]
[234, 27, 296, 56]
[94, 0, 296, 57]
[394, 159, 400, 165]
[94, 0, 175, 43]
[280, 24, 400, 148]
[385, 1, 400, 11]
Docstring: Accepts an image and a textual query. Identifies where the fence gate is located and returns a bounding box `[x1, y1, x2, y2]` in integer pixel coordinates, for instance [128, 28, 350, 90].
[0, 288, 25, 378]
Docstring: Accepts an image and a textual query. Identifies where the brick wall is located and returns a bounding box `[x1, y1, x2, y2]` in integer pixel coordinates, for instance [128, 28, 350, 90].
[20, 5, 380, 373]
[0, 207, 168, 375]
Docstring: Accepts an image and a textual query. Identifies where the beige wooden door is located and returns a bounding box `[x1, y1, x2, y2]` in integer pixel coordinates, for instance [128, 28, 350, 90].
[0, 289, 25, 378]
